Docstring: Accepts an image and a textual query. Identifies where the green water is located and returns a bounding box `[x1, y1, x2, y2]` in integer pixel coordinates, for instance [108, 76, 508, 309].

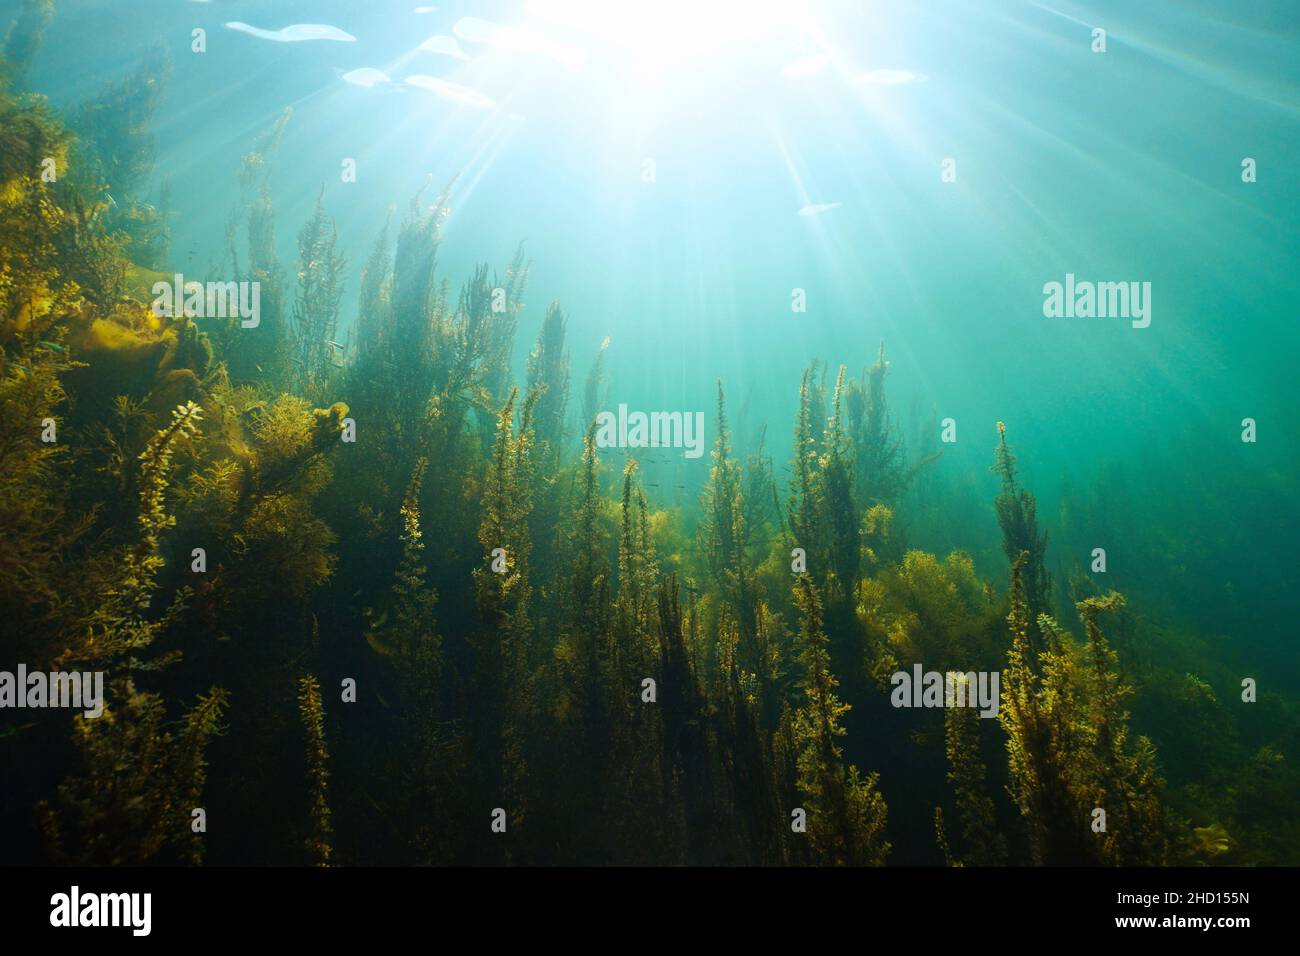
[1, 0, 1297, 866]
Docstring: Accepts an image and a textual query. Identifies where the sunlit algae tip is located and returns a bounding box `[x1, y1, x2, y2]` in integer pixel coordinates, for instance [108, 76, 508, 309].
[418, 35, 470, 60]
[224, 22, 358, 43]
[857, 69, 927, 86]
[798, 202, 842, 217]
[342, 68, 392, 88]
[782, 53, 829, 77]
[403, 75, 496, 110]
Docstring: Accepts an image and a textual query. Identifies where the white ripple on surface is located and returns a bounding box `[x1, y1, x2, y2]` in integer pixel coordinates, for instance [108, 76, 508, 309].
[403, 74, 496, 110]
[798, 202, 842, 217]
[418, 35, 470, 60]
[341, 68, 393, 87]
[225, 22, 357, 43]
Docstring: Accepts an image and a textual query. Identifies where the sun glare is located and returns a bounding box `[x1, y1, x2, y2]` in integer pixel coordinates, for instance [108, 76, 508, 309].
[520, 0, 812, 86]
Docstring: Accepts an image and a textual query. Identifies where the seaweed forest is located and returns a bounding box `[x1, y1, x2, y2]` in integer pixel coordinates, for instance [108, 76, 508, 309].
[2, 17, 1297, 870]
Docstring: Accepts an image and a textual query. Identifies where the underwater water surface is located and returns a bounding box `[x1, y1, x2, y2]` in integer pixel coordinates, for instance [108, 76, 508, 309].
[1, 0, 1298, 869]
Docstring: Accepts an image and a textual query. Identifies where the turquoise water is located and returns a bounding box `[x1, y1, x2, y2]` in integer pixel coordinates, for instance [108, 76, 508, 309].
[38, 2, 1297, 494]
